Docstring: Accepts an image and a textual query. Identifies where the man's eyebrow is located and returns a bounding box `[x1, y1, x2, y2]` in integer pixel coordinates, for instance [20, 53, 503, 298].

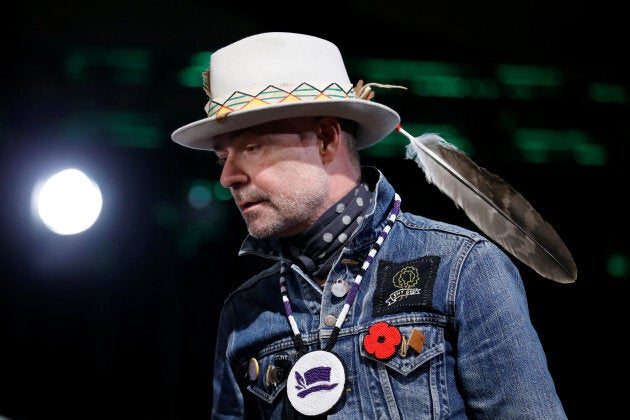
[213, 134, 237, 151]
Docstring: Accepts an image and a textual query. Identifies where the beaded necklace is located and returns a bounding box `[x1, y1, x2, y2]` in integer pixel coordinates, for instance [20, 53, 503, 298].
[280, 193, 401, 416]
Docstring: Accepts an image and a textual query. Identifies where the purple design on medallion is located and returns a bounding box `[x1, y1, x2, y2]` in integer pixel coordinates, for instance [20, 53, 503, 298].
[294, 366, 339, 398]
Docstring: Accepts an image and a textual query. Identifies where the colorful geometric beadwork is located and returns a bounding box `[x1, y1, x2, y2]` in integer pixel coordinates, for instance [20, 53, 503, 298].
[206, 83, 355, 118]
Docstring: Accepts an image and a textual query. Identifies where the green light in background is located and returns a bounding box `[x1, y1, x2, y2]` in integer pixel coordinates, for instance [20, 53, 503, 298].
[190, 51, 212, 67]
[573, 142, 608, 166]
[60, 111, 163, 148]
[361, 124, 470, 158]
[179, 67, 204, 88]
[154, 185, 231, 257]
[350, 58, 500, 99]
[65, 48, 152, 84]
[496, 64, 563, 100]
[360, 130, 409, 157]
[607, 253, 629, 278]
[496, 64, 563, 87]
[186, 179, 232, 208]
[513, 128, 607, 165]
[178, 227, 216, 258]
[213, 181, 232, 201]
[588, 83, 629, 104]
[179, 51, 212, 87]
[503, 85, 538, 100]
[470, 78, 501, 99]
[66, 52, 88, 81]
[154, 202, 179, 228]
[105, 113, 162, 148]
[188, 179, 214, 209]
[353, 58, 462, 79]
[410, 75, 472, 98]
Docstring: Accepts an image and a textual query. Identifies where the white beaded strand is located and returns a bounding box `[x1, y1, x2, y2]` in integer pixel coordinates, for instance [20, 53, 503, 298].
[279, 193, 401, 352]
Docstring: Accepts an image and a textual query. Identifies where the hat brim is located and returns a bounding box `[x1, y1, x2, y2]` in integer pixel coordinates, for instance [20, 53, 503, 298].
[171, 99, 400, 151]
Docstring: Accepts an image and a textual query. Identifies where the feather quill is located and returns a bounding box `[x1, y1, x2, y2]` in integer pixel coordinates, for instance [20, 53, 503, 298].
[397, 126, 577, 283]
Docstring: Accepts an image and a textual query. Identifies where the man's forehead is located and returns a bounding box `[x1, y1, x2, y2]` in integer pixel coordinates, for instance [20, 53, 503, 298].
[213, 117, 320, 147]
[248, 117, 318, 133]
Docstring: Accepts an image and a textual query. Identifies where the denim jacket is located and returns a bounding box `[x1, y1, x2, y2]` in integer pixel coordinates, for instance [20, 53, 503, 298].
[212, 167, 567, 419]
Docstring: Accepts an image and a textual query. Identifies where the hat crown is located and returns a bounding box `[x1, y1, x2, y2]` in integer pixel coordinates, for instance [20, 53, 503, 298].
[209, 32, 352, 100]
[172, 32, 400, 151]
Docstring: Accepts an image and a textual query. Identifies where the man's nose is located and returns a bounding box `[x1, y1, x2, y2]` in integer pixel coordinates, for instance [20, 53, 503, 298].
[219, 154, 248, 188]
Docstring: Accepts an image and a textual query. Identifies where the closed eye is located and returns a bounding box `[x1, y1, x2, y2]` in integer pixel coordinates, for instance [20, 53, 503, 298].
[214, 151, 227, 167]
[245, 144, 261, 154]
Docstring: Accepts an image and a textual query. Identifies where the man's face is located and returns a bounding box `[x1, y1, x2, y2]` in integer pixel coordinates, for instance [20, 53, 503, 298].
[213, 117, 331, 238]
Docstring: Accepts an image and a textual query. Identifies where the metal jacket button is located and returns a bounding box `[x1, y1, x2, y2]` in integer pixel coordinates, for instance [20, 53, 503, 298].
[324, 314, 337, 326]
[331, 279, 349, 297]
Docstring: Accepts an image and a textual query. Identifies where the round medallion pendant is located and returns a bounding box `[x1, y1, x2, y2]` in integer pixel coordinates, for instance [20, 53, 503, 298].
[286, 350, 345, 416]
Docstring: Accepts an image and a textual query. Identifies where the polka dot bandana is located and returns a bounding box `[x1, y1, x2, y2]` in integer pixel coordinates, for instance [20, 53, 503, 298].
[284, 182, 372, 279]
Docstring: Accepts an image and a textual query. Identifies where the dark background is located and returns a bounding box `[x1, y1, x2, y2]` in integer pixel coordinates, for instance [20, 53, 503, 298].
[2, 1, 628, 419]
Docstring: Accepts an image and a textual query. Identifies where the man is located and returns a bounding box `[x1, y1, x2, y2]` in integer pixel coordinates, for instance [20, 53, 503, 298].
[172, 32, 567, 419]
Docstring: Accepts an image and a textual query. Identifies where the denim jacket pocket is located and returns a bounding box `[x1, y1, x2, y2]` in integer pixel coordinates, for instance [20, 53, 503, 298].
[246, 350, 295, 404]
[359, 323, 445, 376]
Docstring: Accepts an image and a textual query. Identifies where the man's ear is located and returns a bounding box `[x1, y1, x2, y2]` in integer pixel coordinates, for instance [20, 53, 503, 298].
[316, 116, 342, 163]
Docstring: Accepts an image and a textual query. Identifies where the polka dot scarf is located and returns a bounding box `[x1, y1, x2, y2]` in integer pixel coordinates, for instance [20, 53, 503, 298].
[284, 182, 372, 280]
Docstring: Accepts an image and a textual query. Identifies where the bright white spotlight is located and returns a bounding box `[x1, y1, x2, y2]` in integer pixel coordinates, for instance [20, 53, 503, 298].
[34, 168, 103, 235]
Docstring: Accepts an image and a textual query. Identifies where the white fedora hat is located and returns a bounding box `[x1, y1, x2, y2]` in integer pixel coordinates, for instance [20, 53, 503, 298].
[171, 32, 401, 151]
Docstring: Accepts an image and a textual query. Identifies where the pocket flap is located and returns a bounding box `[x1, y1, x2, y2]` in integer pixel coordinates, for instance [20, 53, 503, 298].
[360, 324, 444, 376]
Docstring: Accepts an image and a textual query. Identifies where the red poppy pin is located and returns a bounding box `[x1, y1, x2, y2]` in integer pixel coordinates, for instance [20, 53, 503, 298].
[363, 321, 402, 360]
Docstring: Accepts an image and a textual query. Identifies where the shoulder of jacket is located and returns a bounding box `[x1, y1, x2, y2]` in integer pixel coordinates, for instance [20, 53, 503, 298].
[396, 211, 488, 243]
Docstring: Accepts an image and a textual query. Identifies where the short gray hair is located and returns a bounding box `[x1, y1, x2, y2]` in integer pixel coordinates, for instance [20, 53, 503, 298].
[339, 119, 361, 174]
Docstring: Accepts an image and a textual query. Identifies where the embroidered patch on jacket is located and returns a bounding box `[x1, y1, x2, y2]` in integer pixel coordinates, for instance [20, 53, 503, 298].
[372, 256, 440, 317]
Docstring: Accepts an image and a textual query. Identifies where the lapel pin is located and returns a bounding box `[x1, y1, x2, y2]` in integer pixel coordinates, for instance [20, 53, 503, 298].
[363, 321, 402, 360]
[408, 329, 426, 354]
[248, 357, 259, 380]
